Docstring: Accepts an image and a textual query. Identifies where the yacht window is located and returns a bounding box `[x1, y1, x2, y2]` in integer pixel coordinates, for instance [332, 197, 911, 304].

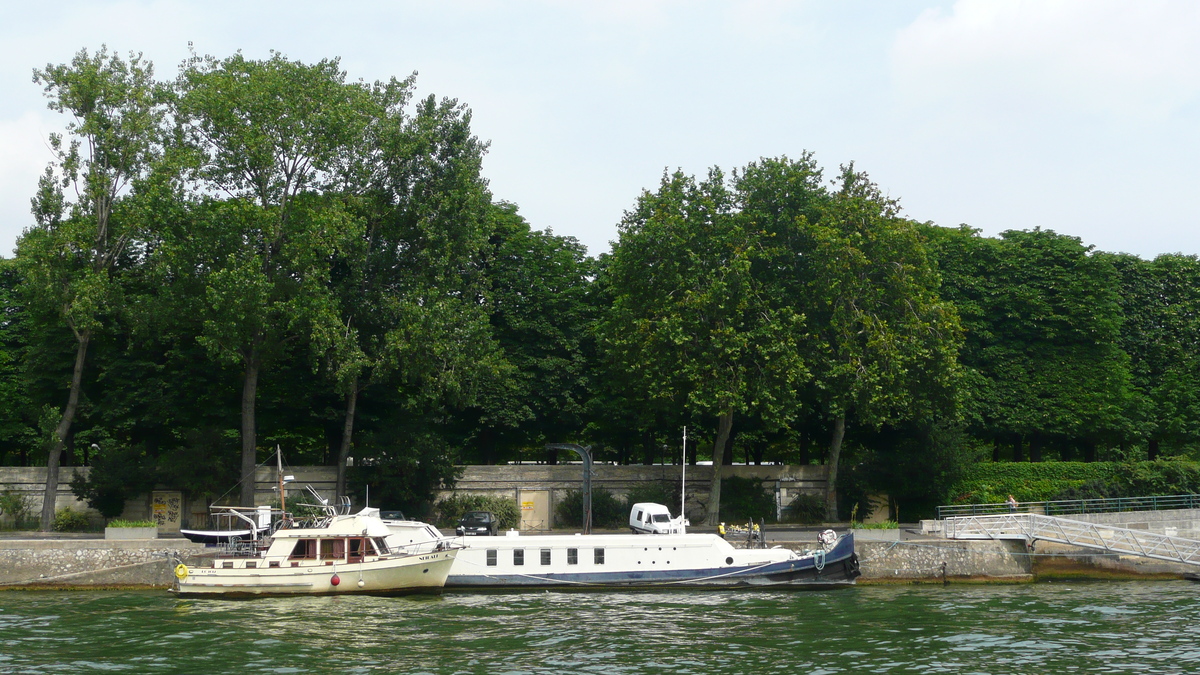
[487, 549, 497, 567]
[514, 549, 525, 566]
[540, 549, 551, 565]
[594, 548, 605, 565]
[348, 538, 365, 558]
[289, 539, 317, 559]
[635, 510, 643, 522]
[567, 548, 578, 565]
[373, 538, 390, 555]
[652, 513, 670, 523]
[320, 538, 346, 560]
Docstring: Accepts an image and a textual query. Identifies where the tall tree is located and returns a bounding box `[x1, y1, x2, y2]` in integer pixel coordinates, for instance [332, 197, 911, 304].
[927, 226, 1133, 460]
[742, 161, 961, 519]
[21, 46, 165, 529]
[175, 51, 375, 505]
[600, 169, 808, 525]
[1107, 253, 1200, 458]
[319, 80, 499, 497]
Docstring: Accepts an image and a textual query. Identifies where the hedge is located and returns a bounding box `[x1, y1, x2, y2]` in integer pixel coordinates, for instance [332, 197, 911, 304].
[948, 460, 1200, 504]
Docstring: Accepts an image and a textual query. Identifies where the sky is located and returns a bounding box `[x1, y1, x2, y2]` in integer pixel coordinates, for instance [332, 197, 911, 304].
[1, 0, 1198, 259]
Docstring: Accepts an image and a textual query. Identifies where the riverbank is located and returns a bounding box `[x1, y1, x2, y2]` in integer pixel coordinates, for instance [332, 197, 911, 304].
[2, 528, 1195, 590]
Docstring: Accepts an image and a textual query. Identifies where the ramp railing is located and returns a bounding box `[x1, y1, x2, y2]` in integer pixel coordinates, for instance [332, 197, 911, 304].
[944, 513, 1200, 567]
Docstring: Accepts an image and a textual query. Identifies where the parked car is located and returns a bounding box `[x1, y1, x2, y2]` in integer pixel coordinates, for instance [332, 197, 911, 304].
[456, 511, 498, 536]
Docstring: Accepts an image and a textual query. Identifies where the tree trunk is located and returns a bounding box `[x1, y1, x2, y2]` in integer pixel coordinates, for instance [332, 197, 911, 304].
[1148, 439, 1160, 461]
[1013, 437, 1024, 462]
[40, 331, 91, 531]
[335, 382, 358, 500]
[641, 430, 655, 466]
[1083, 441, 1097, 463]
[824, 416, 845, 521]
[798, 430, 809, 465]
[1029, 434, 1043, 463]
[239, 353, 261, 507]
[705, 409, 734, 526]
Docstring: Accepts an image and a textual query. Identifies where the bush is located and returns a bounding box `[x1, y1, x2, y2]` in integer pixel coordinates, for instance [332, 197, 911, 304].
[623, 481, 679, 511]
[555, 488, 626, 529]
[52, 508, 91, 532]
[1050, 479, 1124, 502]
[0, 488, 34, 528]
[69, 445, 157, 519]
[719, 476, 776, 524]
[107, 519, 156, 528]
[432, 494, 520, 530]
[783, 493, 825, 524]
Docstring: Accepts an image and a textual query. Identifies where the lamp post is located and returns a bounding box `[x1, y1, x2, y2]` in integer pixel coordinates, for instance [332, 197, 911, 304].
[545, 443, 593, 533]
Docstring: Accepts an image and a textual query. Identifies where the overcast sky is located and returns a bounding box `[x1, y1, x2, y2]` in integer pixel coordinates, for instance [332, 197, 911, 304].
[1, 0, 1198, 259]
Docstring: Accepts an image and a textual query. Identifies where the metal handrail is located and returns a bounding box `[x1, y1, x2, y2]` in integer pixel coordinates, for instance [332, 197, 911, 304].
[936, 493, 1200, 520]
[943, 512, 1200, 567]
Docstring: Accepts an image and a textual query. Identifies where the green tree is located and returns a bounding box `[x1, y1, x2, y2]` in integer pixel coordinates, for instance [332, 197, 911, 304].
[927, 226, 1133, 461]
[175, 51, 375, 505]
[1107, 253, 1200, 458]
[319, 82, 498, 497]
[600, 168, 808, 525]
[21, 46, 166, 529]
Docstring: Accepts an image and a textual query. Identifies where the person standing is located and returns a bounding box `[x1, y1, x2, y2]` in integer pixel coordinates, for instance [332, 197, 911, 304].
[1007, 495, 1018, 513]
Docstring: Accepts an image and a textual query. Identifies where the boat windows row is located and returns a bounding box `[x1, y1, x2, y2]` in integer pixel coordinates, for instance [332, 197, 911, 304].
[485, 547, 604, 567]
[287, 537, 392, 561]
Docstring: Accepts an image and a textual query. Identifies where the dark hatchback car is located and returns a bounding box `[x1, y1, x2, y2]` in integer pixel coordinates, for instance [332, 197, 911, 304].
[456, 511, 498, 536]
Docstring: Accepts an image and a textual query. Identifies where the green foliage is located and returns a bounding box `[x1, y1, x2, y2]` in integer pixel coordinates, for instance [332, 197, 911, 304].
[107, 519, 155, 527]
[52, 507, 91, 532]
[783, 492, 825, 524]
[622, 480, 679, 509]
[1050, 479, 1123, 502]
[854, 520, 900, 530]
[347, 431, 462, 518]
[0, 488, 35, 528]
[69, 446, 158, 519]
[432, 493, 520, 530]
[951, 460, 1200, 503]
[719, 476, 776, 524]
[555, 487, 626, 529]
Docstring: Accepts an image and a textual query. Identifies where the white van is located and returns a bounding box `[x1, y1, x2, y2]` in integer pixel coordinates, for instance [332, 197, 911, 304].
[629, 502, 688, 534]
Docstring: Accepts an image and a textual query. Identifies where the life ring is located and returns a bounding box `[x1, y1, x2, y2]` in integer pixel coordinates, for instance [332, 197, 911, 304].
[174, 563, 189, 580]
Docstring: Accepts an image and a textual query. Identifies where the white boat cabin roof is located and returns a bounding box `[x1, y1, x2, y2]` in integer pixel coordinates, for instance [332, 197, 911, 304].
[274, 510, 393, 539]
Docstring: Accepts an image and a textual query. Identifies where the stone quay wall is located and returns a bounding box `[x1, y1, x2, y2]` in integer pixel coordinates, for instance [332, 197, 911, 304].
[0, 538, 212, 588]
[0, 463, 828, 531]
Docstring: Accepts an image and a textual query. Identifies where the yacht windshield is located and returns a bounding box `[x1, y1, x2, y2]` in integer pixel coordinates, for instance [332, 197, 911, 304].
[652, 513, 671, 523]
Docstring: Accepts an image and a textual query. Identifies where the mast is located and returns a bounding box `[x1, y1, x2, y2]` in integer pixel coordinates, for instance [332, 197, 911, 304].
[277, 446, 285, 516]
[681, 427, 687, 523]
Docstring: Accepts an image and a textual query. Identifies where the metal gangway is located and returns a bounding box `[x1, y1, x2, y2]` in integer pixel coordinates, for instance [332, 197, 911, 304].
[944, 513, 1200, 567]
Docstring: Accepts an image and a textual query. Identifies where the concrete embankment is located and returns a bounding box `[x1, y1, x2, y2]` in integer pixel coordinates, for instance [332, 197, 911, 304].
[0, 538, 212, 589]
[2, 531, 1195, 590]
[773, 528, 1200, 583]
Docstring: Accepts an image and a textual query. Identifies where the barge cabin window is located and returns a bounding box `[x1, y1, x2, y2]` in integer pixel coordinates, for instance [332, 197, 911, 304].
[486, 549, 497, 567]
[567, 548, 578, 565]
[594, 548, 605, 565]
[514, 549, 525, 566]
[541, 549, 551, 565]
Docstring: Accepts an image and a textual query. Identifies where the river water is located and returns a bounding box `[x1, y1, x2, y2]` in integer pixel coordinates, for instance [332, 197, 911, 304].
[2, 582, 1198, 674]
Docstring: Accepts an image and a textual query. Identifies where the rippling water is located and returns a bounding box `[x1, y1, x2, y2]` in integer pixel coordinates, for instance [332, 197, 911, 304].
[2, 582, 1199, 674]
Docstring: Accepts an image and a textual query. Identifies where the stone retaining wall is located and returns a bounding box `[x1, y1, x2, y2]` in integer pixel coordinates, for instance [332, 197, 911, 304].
[1, 464, 828, 531]
[0, 539, 211, 588]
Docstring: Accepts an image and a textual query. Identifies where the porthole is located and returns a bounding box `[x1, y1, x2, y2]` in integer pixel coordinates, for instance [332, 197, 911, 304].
[725, 556, 733, 565]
